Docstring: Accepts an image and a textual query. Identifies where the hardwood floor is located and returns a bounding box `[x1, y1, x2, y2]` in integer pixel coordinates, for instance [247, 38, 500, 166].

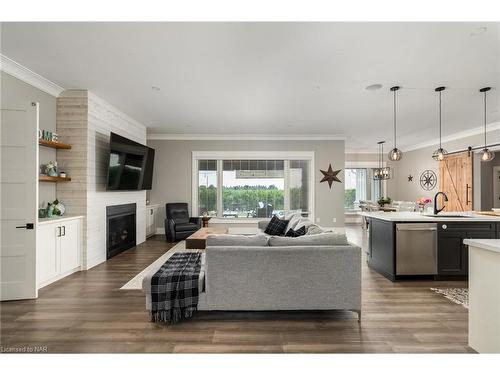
[0, 226, 472, 353]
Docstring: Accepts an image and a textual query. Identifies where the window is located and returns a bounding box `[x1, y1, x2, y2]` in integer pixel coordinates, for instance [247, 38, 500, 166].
[198, 160, 217, 216]
[345, 168, 367, 211]
[222, 160, 284, 218]
[193, 152, 314, 220]
[289, 160, 310, 213]
[344, 166, 386, 212]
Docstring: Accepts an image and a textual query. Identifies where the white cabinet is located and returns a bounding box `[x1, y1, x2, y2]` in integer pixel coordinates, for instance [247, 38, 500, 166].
[37, 216, 82, 288]
[146, 204, 160, 238]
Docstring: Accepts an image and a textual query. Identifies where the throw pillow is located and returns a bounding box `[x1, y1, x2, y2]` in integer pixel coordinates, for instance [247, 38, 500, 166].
[306, 224, 325, 235]
[264, 216, 289, 236]
[285, 212, 303, 232]
[285, 226, 307, 237]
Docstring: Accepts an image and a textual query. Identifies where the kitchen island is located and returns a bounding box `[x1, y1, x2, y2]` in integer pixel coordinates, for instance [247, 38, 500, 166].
[360, 212, 500, 281]
[463, 239, 500, 353]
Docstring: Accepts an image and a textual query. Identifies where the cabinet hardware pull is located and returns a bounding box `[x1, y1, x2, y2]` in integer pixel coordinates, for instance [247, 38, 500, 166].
[16, 223, 34, 229]
[57, 226, 61, 237]
[62, 226, 66, 236]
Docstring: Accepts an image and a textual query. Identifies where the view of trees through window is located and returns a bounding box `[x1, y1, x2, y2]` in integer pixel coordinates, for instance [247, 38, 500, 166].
[197, 159, 310, 218]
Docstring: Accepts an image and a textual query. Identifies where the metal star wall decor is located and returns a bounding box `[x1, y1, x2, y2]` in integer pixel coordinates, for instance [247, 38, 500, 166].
[320, 164, 342, 188]
[408, 175, 413, 182]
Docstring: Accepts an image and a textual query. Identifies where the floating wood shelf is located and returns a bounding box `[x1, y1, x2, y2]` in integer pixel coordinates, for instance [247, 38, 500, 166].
[39, 175, 72, 183]
[39, 139, 72, 150]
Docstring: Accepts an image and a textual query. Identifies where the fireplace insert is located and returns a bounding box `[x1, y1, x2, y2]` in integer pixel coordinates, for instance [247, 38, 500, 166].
[106, 203, 137, 259]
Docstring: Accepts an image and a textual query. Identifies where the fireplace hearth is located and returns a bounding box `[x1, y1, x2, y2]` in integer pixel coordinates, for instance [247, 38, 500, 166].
[106, 203, 137, 259]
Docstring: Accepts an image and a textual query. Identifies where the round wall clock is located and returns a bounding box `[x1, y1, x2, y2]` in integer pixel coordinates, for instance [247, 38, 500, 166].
[419, 170, 437, 191]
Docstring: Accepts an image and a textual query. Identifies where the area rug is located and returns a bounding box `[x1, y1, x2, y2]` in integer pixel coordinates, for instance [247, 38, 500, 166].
[430, 287, 469, 309]
[120, 241, 187, 290]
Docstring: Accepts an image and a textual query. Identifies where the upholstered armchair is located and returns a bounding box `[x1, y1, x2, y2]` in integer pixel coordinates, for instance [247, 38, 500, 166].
[164, 203, 201, 242]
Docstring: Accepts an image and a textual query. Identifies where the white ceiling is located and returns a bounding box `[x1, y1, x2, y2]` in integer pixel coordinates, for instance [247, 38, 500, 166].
[1, 22, 499, 152]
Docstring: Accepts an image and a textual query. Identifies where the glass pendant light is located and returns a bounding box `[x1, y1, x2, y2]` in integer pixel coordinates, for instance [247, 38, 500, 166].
[374, 141, 391, 180]
[432, 86, 448, 161]
[388, 86, 403, 161]
[480, 87, 495, 162]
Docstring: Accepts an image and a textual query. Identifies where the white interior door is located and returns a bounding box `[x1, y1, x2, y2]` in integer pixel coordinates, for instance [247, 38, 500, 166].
[0, 102, 38, 301]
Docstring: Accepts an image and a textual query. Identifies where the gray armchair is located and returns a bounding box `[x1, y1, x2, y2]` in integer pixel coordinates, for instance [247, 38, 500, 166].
[165, 203, 201, 242]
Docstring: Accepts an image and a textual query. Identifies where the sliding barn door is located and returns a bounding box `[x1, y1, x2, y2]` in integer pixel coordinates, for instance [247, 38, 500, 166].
[439, 152, 473, 212]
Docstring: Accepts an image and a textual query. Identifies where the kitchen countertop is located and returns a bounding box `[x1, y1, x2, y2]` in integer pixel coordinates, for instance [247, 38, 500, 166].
[464, 239, 500, 254]
[38, 215, 85, 225]
[359, 211, 500, 222]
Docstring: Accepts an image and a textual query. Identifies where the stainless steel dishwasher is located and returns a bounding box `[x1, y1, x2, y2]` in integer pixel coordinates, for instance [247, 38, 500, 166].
[396, 223, 438, 275]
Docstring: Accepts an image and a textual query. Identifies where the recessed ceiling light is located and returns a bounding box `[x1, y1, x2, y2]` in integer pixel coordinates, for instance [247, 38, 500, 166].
[365, 83, 383, 91]
[151, 86, 161, 91]
[470, 26, 487, 36]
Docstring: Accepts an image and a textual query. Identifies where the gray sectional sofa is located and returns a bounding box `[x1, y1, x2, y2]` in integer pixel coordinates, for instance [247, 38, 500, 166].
[143, 219, 362, 320]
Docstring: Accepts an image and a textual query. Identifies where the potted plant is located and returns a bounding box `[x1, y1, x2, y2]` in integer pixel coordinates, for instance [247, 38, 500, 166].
[44, 161, 58, 177]
[377, 196, 392, 207]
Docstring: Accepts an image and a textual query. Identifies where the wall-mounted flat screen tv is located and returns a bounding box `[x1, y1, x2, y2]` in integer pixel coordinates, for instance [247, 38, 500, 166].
[106, 132, 155, 191]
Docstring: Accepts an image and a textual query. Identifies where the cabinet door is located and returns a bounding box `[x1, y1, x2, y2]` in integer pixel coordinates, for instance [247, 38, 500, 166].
[146, 207, 156, 237]
[37, 225, 59, 284]
[59, 220, 80, 273]
[438, 230, 466, 275]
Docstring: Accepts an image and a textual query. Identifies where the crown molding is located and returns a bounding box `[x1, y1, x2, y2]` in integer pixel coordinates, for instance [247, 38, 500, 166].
[147, 133, 346, 141]
[0, 54, 64, 97]
[403, 121, 500, 152]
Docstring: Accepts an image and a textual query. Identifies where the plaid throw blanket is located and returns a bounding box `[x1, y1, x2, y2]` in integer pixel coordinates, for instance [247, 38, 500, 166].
[150, 252, 202, 324]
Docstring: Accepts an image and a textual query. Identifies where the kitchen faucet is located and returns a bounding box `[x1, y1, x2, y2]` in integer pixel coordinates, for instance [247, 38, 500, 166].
[434, 192, 448, 215]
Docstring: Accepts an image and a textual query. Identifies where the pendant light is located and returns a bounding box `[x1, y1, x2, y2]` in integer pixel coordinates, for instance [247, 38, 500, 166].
[388, 86, 403, 161]
[432, 86, 448, 161]
[480, 87, 495, 162]
[374, 141, 391, 180]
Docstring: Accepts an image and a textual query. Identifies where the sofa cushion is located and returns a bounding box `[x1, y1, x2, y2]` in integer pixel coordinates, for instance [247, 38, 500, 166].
[170, 209, 189, 224]
[264, 216, 289, 236]
[206, 233, 269, 247]
[175, 222, 199, 232]
[268, 232, 349, 246]
[285, 225, 307, 237]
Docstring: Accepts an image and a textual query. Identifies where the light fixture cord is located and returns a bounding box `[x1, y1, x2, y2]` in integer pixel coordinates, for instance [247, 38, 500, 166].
[393, 89, 397, 149]
[439, 90, 442, 150]
[484, 90, 487, 148]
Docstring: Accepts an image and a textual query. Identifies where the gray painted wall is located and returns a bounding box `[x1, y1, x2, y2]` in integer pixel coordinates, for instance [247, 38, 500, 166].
[147, 139, 345, 228]
[1, 71, 57, 206]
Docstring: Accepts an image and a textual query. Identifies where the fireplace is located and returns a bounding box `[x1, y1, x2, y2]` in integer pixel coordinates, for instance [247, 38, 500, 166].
[106, 203, 137, 259]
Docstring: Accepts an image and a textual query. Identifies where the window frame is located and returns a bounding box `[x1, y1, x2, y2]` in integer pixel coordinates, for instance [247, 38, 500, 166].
[192, 151, 315, 222]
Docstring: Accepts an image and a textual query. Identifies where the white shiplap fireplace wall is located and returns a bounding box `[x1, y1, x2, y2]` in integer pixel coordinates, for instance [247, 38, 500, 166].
[57, 90, 146, 269]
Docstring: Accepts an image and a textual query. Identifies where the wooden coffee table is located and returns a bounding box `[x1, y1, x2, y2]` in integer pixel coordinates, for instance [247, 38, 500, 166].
[185, 227, 229, 249]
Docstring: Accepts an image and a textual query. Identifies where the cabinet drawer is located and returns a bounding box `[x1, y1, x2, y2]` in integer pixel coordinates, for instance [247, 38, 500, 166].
[438, 222, 495, 232]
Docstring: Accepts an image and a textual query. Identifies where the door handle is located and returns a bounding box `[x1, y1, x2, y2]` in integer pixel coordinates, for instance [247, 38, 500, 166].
[466, 184, 471, 205]
[16, 223, 34, 229]
[62, 226, 66, 236]
[57, 226, 61, 237]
